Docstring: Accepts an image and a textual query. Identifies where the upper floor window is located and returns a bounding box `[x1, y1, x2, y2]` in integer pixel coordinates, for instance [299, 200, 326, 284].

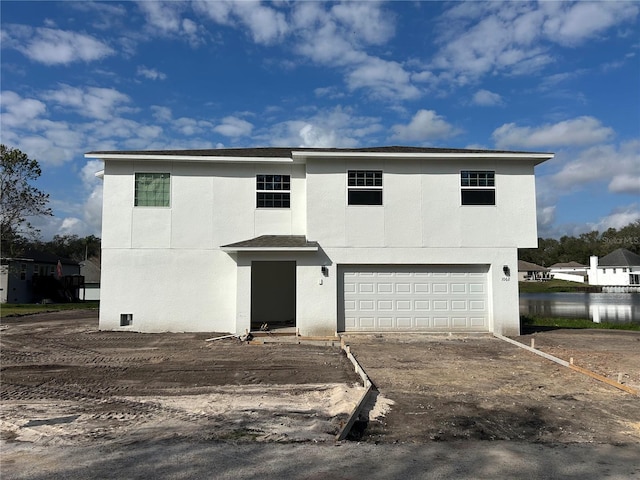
[256, 174, 290, 208]
[461, 170, 495, 205]
[135, 173, 170, 207]
[348, 170, 382, 205]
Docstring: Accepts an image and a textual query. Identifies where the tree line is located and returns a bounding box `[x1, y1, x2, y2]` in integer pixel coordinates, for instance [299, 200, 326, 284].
[1, 144, 100, 263]
[519, 221, 640, 267]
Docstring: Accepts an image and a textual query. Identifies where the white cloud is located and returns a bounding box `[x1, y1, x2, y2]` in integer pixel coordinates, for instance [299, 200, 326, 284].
[609, 176, 640, 195]
[151, 105, 172, 122]
[587, 204, 640, 233]
[346, 57, 421, 100]
[537, 205, 556, 231]
[492, 116, 614, 149]
[430, 2, 638, 84]
[0, 91, 47, 128]
[3, 25, 114, 65]
[194, 0, 288, 44]
[330, 2, 395, 45]
[214, 116, 254, 137]
[136, 1, 204, 46]
[549, 140, 640, 194]
[0, 92, 81, 166]
[390, 109, 459, 142]
[136, 1, 183, 33]
[137, 65, 167, 80]
[541, 1, 639, 47]
[259, 106, 382, 147]
[174, 117, 214, 136]
[43, 85, 131, 120]
[472, 89, 503, 106]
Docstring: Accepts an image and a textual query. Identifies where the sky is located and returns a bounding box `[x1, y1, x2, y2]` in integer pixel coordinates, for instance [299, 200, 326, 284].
[1, 0, 639, 241]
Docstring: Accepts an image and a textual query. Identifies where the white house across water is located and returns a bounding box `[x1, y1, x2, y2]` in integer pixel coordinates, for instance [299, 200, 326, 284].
[588, 248, 640, 291]
[87, 146, 553, 336]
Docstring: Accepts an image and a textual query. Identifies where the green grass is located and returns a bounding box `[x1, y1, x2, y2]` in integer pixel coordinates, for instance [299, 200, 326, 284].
[518, 279, 597, 293]
[521, 314, 640, 331]
[1, 302, 99, 318]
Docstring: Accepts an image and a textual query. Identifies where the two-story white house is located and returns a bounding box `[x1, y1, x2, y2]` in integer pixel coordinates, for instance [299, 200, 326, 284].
[87, 146, 553, 337]
[588, 248, 640, 289]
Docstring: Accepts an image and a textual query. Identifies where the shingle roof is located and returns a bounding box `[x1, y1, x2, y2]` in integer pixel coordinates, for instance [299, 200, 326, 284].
[549, 261, 587, 268]
[221, 235, 319, 251]
[87, 145, 551, 156]
[518, 260, 549, 272]
[79, 258, 101, 283]
[598, 248, 640, 267]
[2, 250, 78, 265]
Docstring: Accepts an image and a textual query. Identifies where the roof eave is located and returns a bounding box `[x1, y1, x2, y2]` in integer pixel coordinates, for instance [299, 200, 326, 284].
[292, 150, 554, 163]
[220, 246, 319, 253]
[85, 153, 294, 163]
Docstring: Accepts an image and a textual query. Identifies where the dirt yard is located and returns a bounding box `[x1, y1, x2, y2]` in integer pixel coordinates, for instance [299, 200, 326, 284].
[0, 310, 365, 445]
[345, 331, 640, 444]
[1, 310, 639, 452]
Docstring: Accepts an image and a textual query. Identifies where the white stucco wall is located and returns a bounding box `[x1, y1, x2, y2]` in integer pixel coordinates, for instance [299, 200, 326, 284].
[305, 158, 539, 249]
[588, 256, 636, 286]
[0, 265, 8, 303]
[99, 154, 539, 335]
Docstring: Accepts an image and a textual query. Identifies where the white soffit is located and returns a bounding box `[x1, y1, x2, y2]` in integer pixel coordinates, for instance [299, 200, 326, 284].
[292, 151, 554, 165]
[84, 153, 294, 163]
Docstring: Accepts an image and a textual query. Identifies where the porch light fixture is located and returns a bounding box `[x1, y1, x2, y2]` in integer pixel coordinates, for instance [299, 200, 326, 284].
[321, 266, 329, 277]
[503, 265, 510, 276]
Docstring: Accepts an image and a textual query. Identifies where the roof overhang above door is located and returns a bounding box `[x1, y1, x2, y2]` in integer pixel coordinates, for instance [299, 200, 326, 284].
[221, 235, 319, 253]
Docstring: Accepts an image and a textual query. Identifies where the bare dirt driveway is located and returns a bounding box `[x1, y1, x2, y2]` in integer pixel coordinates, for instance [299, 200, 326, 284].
[1, 311, 640, 479]
[344, 332, 640, 444]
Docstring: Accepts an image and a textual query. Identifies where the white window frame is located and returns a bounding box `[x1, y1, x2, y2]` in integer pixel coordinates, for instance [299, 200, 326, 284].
[256, 174, 290, 208]
[347, 170, 383, 206]
[460, 170, 496, 206]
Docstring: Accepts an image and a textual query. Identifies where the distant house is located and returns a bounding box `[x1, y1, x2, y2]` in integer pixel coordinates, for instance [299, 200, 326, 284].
[0, 251, 82, 304]
[87, 146, 553, 336]
[79, 258, 101, 301]
[517, 260, 550, 281]
[548, 261, 587, 283]
[588, 248, 640, 289]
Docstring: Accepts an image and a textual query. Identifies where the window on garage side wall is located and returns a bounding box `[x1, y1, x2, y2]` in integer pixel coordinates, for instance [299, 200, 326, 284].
[347, 170, 383, 205]
[461, 170, 495, 205]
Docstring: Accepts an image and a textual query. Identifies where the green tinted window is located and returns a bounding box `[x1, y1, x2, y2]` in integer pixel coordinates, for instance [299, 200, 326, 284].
[135, 173, 170, 207]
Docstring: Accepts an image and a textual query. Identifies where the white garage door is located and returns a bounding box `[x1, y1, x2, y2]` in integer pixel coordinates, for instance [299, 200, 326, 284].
[341, 265, 489, 331]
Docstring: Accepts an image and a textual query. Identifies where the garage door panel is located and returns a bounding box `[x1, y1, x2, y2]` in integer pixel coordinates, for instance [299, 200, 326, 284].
[342, 265, 488, 331]
[378, 300, 393, 310]
[433, 300, 449, 310]
[415, 317, 430, 327]
[396, 300, 412, 310]
[378, 317, 393, 328]
[433, 317, 449, 327]
[397, 317, 412, 328]
[359, 300, 375, 311]
[414, 300, 430, 310]
[470, 300, 486, 311]
[451, 300, 467, 310]
[359, 283, 374, 293]
[433, 284, 448, 293]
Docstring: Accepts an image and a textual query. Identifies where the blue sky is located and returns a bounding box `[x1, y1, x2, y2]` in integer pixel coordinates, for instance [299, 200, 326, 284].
[1, 1, 639, 240]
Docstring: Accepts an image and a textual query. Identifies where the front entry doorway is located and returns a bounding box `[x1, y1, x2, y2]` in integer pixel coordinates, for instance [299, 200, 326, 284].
[251, 261, 296, 331]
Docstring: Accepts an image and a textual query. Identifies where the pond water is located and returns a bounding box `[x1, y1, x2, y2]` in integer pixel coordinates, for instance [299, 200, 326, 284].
[519, 292, 640, 323]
